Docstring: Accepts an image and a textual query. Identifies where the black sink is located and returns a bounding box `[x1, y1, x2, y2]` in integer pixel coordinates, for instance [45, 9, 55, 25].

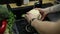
[12, 3, 53, 34]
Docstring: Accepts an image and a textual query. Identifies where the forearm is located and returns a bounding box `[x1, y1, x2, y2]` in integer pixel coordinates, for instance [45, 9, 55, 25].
[31, 19, 59, 34]
[44, 4, 60, 14]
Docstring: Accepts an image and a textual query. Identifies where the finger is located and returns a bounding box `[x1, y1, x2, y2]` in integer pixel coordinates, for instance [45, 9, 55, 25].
[25, 14, 30, 19]
[25, 14, 29, 21]
[25, 14, 29, 19]
[41, 14, 48, 21]
[25, 14, 27, 19]
[26, 12, 31, 15]
[25, 14, 31, 22]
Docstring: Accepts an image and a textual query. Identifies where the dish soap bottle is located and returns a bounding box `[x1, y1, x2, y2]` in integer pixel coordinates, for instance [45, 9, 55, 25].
[23, 0, 29, 5]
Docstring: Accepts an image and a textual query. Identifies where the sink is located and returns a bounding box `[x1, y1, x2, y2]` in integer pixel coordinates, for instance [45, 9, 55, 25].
[12, 3, 53, 34]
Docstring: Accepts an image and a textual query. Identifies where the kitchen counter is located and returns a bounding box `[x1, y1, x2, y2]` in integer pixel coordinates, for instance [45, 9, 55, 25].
[9, 0, 54, 8]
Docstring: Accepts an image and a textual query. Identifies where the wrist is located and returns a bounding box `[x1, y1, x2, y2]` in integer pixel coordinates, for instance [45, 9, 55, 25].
[31, 19, 38, 26]
[43, 7, 51, 14]
[30, 18, 37, 24]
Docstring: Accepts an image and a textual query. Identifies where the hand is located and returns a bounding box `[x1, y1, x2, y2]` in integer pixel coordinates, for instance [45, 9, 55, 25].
[25, 13, 39, 23]
[25, 8, 48, 23]
[34, 8, 48, 20]
[25, 9, 40, 23]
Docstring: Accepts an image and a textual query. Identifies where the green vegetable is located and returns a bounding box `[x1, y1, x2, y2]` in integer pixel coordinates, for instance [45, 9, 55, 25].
[0, 5, 15, 34]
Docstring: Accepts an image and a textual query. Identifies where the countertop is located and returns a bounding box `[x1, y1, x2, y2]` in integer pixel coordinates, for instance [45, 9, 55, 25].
[9, 0, 54, 8]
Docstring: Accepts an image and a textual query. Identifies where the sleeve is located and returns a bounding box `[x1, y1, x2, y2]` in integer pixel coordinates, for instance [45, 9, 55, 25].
[45, 4, 60, 13]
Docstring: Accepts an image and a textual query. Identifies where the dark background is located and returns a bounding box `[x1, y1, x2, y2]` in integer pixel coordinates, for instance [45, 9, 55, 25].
[0, 0, 35, 4]
[0, 0, 15, 4]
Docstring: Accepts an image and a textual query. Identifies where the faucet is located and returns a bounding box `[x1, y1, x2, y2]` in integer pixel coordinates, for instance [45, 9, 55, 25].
[34, 0, 42, 8]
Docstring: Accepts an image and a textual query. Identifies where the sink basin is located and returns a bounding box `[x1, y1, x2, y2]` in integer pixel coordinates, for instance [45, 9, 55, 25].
[12, 3, 54, 34]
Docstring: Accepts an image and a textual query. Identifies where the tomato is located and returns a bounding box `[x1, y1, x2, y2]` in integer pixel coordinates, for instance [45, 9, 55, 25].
[0, 19, 7, 34]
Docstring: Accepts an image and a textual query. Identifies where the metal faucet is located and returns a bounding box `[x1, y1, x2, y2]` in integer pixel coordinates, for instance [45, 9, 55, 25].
[34, 0, 42, 8]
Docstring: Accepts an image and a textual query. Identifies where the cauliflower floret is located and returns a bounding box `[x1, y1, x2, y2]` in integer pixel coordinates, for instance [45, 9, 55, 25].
[29, 9, 42, 19]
